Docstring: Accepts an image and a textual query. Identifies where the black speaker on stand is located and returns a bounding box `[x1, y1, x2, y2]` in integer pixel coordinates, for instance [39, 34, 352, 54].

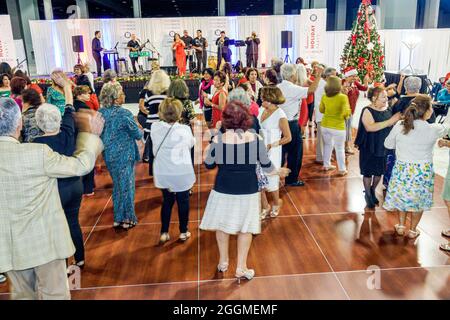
[281, 31, 293, 63]
[72, 35, 84, 64]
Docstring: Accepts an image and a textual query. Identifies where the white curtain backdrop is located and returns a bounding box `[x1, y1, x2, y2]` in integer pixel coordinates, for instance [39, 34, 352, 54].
[29, 16, 450, 81]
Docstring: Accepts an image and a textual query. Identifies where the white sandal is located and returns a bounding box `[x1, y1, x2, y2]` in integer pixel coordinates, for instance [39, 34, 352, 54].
[235, 268, 255, 283]
[394, 224, 406, 236]
[407, 229, 421, 239]
[217, 261, 229, 272]
[270, 206, 280, 218]
[260, 206, 271, 220]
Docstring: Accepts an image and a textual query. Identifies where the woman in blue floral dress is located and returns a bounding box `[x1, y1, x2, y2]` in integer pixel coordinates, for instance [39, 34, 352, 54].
[99, 82, 143, 229]
[384, 95, 450, 239]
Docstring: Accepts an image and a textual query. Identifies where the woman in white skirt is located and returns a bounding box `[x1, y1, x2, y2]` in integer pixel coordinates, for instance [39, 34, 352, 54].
[258, 86, 292, 218]
[200, 101, 289, 281]
[384, 95, 450, 238]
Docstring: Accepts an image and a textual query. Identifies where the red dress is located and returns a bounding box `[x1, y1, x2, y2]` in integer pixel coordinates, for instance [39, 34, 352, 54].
[211, 89, 227, 127]
[298, 98, 308, 127]
[174, 41, 186, 76]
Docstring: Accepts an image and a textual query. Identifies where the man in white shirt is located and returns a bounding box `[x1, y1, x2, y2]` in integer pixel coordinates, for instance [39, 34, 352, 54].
[314, 66, 337, 164]
[277, 63, 323, 186]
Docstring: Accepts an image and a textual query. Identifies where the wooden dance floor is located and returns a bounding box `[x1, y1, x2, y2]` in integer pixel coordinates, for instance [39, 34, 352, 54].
[1, 127, 449, 300]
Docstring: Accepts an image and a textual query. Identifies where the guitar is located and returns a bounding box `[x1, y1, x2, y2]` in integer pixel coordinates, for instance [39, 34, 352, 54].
[130, 40, 150, 53]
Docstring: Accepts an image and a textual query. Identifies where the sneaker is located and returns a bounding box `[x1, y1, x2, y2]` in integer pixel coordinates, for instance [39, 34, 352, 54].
[179, 231, 191, 242]
[0, 274, 6, 284]
[159, 232, 170, 244]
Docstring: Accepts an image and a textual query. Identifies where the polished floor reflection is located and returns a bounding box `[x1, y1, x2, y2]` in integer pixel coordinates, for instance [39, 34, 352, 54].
[1, 127, 449, 300]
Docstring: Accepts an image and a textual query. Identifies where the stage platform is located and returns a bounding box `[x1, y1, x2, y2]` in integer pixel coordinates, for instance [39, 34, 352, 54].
[34, 76, 203, 103]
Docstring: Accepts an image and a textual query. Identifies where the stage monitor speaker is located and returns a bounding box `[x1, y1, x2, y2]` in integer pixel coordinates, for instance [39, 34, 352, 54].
[281, 31, 292, 49]
[72, 35, 84, 53]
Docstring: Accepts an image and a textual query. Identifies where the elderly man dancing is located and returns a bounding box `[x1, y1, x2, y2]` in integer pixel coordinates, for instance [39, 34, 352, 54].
[0, 97, 104, 300]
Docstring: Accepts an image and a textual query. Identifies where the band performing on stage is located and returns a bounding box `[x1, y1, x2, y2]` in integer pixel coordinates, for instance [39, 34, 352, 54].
[91, 30, 260, 76]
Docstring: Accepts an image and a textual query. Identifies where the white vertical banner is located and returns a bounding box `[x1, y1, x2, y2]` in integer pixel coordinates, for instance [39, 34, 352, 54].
[0, 15, 18, 66]
[299, 9, 327, 63]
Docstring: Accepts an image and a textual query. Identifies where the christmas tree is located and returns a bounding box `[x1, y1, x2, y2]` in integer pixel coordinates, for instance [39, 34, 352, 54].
[340, 0, 385, 82]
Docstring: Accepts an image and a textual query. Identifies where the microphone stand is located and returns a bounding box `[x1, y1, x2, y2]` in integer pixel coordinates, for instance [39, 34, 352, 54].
[148, 40, 161, 64]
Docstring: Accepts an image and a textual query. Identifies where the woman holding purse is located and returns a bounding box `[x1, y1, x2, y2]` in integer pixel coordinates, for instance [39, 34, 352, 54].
[151, 98, 196, 244]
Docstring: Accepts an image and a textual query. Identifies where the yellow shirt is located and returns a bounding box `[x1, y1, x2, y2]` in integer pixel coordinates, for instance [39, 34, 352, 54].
[319, 93, 351, 130]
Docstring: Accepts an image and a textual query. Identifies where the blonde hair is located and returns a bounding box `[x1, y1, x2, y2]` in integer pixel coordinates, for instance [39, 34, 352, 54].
[159, 98, 183, 123]
[146, 70, 171, 95]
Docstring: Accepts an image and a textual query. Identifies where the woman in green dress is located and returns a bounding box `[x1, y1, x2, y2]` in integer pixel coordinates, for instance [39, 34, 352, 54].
[0, 74, 11, 98]
[47, 69, 69, 115]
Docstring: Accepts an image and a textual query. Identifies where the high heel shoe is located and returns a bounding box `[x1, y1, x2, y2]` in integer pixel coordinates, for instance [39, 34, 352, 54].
[235, 268, 255, 283]
[260, 206, 271, 220]
[370, 187, 379, 206]
[364, 191, 375, 209]
[217, 262, 229, 273]
[270, 206, 280, 218]
[394, 224, 406, 236]
[270, 199, 283, 218]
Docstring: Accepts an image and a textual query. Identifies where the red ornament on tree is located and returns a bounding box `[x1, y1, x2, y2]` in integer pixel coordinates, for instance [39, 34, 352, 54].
[358, 57, 366, 68]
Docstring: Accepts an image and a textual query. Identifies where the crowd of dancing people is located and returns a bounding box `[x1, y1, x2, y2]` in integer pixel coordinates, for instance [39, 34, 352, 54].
[1, 58, 450, 299]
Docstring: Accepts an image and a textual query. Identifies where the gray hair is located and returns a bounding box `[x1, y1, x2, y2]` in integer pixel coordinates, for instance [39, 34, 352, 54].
[271, 58, 284, 72]
[281, 64, 297, 81]
[100, 82, 123, 107]
[35, 103, 62, 134]
[103, 69, 117, 84]
[323, 67, 336, 79]
[227, 87, 251, 107]
[404, 76, 422, 94]
[0, 98, 21, 136]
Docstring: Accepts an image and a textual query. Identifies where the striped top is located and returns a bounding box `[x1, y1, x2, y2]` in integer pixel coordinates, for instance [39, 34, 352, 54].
[139, 89, 166, 131]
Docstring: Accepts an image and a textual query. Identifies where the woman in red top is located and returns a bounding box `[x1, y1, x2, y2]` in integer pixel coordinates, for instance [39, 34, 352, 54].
[342, 67, 370, 154]
[296, 64, 312, 138]
[211, 71, 228, 128]
[172, 34, 186, 76]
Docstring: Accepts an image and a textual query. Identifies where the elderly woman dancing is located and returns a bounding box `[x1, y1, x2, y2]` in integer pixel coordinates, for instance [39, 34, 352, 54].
[99, 82, 143, 229]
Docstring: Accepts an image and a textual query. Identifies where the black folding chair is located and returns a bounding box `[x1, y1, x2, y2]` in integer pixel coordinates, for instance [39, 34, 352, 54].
[433, 103, 450, 124]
